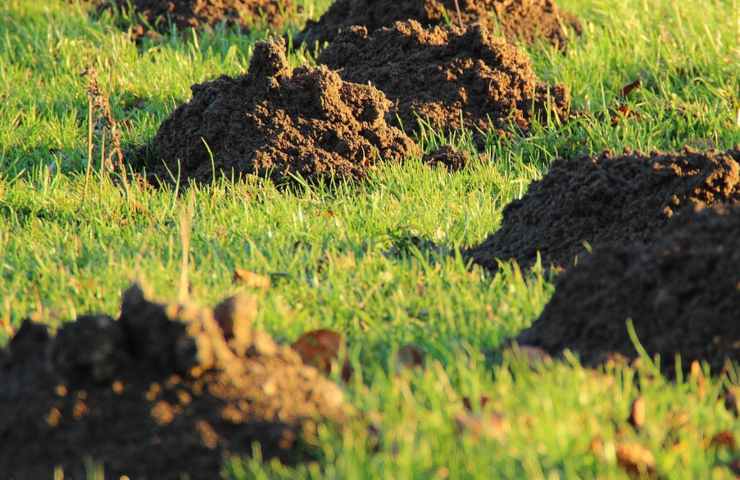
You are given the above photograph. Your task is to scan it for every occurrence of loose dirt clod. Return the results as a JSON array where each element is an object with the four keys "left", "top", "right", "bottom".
[
  {"left": 467, "top": 147, "right": 740, "bottom": 271},
  {"left": 422, "top": 145, "right": 470, "bottom": 171},
  {"left": 516, "top": 205, "right": 740, "bottom": 373},
  {"left": 144, "top": 38, "right": 418, "bottom": 185},
  {"left": 94, "top": 0, "right": 291, "bottom": 38},
  {"left": 296, "top": 0, "right": 581, "bottom": 50},
  {"left": 0, "top": 284, "right": 349, "bottom": 479},
  {"left": 318, "top": 21, "right": 570, "bottom": 135}
]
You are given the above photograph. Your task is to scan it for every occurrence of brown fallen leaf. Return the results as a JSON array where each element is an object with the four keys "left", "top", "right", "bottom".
[
  {"left": 709, "top": 431, "right": 736, "bottom": 451},
  {"left": 233, "top": 268, "right": 271, "bottom": 289},
  {"left": 629, "top": 396, "right": 646, "bottom": 430},
  {"left": 616, "top": 442, "right": 656, "bottom": 478},
  {"left": 620, "top": 78, "right": 642, "bottom": 97},
  {"left": 611, "top": 104, "right": 640, "bottom": 126},
  {"left": 396, "top": 344, "right": 425, "bottom": 370},
  {"left": 455, "top": 411, "right": 508, "bottom": 441},
  {"left": 291, "top": 329, "right": 343, "bottom": 375}
]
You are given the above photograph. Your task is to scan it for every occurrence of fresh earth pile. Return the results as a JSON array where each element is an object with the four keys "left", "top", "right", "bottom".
[
  {"left": 318, "top": 20, "right": 570, "bottom": 134},
  {"left": 516, "top": 205, "right": 740, "bottom": 372},
  {"left": 0, "top": 285, "right": 348, "bottom": 478},
  {"left": 296, "top": 0, "right": 581, "bottom": 50},
  {"left": 467, "top": 147, "right": 740, "bottom": 271},
  {"left": 144, "top": 39, "right": 418, "bottom": 185},
  {"left": 94, "top": 0, "right": 290, "bottom": 38}
]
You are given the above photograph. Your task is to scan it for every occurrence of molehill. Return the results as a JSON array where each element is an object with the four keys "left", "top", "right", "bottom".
[
  {"left": 143, "top": 39, "right": 419, "bottom": 185},
  {"left": 318, "top": 20, "right": 570, "bottom": 135},
  {"left": 467, "top": 147, "right": 740, "bottom": 271},
  {"left": 0, "top": 285, "right": 349, "bottom": 479}
]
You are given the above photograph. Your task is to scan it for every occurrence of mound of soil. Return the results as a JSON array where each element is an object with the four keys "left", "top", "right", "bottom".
[
  {"left": 422, "top": 145, "right": 470, "bottom": 171},
  {"left": 296, "top": 0, "right": 581, "bottom": 50},
  {"left": 467, "top": 147, "right": 740, "bottom": 271},
  {"left": 317, "top": 21, "right": 570, "bottom": 135},
  {"left": 0, "top": 285, "right": 349, "bottom": 479},
  {"left": 517, "top": 205, "right": 740, "bottom": 372},
  {"left": 144, "top": 38, "right": 418, "bottom": 185},
  {"left": 94, "top": 0, "right": 290, "bottom": 38}
]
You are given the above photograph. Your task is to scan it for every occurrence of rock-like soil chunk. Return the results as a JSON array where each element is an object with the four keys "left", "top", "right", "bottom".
[
  {"left": 318, "top": 21, "right": 570, "bottom": 135},
  {"left": 144, "top": 38, "right": 418, "bottom": 185},
  {"left": 467, "top": 147, "right": 740, "bottom": 271},
  {"left": 516, "top": 205, "right": 740, "bottom": 373},
  {"left": 297, "top": 0, "right": 581, "bottom": 50},
  {"left": 0, "top": 285, "right": 349, "bottom": 478}
]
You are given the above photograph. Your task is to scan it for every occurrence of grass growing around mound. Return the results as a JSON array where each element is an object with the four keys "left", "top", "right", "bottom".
[{"left": 0, "top": 0, "right": 738, "bottom": 478}]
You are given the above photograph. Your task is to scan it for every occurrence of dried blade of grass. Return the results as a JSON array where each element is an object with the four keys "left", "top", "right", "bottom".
[{"left": 453, "top": 0, "right": 464, "bottom": 29}]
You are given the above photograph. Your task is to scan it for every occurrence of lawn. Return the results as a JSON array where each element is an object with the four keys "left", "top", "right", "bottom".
[{"left": 0, "top": 0, "right": 738, "bottom": 478}]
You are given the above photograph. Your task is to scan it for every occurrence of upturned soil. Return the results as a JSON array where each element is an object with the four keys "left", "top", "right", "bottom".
[
  {"left": 144, "top": 39, "right": 419, "bottom": 185},
  {"left": 318, "top": 21, "right": 570, "bottom": 135},
  {"left": 422, "top": 145, "right": 470, "bottom": 171},
  {"left": 0, "top": 285, "right": 348, "bottom": 479},
  {"left": 517, "top": 205, "right": 740, "bottom": 372},
  {"left": 94, "top": 0, "right": 290, "bottom": 38},
  {"left": 467, "top": 148, "right": 740, "bottom": 271},
  {"left": 296, "top": 0, "right": 581, "bottom": 50}
]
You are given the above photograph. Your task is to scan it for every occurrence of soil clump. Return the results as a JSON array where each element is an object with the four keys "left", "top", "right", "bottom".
[
  {"left": 422, "top": 145, "right": 470, "bottom": 171},
  {"left": 144, "top": 38, "right": 418, "bottom": 185},
  {"left": 317, "top": 21, "right": 570, "bottom": 135},
  {"left": 93, "top": 0, "right": 291, "bottom": 39},
  {"left": 516, "top": 205, "right": 740, "bottom": 372},
  {"left": 0, "top": 285, "right": 349, "bottom": 479},
  {"left": 296, "top": 0, "right": 581, "bottom": 50},
  {"left": 467, "top": 147, "right": 740, "bottom": 271}
]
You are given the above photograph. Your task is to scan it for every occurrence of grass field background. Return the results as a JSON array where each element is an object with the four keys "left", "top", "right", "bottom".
[{"left": 0, "top": 0, "right": 738, "bottom": 478}]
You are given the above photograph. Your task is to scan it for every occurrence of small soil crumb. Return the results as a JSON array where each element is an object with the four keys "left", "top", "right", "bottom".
[
  {"left": 318, "top": 21, "right": 570, "bottom": 134},
  {"left": 467, "top": 147, "right": 740, "bottom": 271},
  {"left": 423, "top": 145, "right": 470, "bottom": 171},
  {"left": 297, "top": 0, "right": 581, "bottom": 50},
  {"left": 144, "top": 38, "right": 418, "bottom": 185},
  {"left": 517, "top": 205, "right": 740, "bottom": 373},
  {"left": 94, "top": 0, "right": 291, "bottom": 38},
  {"left": 0, "top": 285, "right": 349, "bottom": 478}
]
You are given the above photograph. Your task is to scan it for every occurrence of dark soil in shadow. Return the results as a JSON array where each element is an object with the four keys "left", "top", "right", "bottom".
[
  {"left": 467, "top": 147, "right": 740, "bottom": 271},
  {"left": 296, "top": 0, "right": 581, "bottom": 50},
  {"left": 0, "top": 285, "right": 349, "bottom": 479},
  {"left": 142, "top": 38, "right": 419, "bottom": 186},
  {"left": 422, "top": 145, "right": 470, "bottom": 171},
  {"left": 318, "top": 21, "right": 570, "bottom": 135},
  {"left": 516, "top": 205, "right": 740, "bottom": 373},
  {"left": 92, "top": 0, "right": 291, "bottom": 39}
]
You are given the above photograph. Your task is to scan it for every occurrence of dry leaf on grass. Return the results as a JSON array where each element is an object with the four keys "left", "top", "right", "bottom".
[
  {"left": 455, "top": 411, "right": 509, "bottom": 441},
  {"left": 233, "top": 268, "right": 271, "bottom": 289},
  {"left": 616, "top": 442, "right": 656, "bottom": 478},
  {"left": 629, "top": 396, "right": 646, "bottom": 429},
  {"left": 291, "top": 329, "right": 352, "bottom": 380},
  {"left": 620, "top": 79, "right": 642, "bottom": 97}
]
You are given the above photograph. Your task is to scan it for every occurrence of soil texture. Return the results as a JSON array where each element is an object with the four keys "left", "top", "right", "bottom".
[
  {"left": 94, "top": 0, "right": 290, "bottom": 38},
  {"left": 318, "top": 21, "right": 570, "bottom": 135},
  {"left": 144, "top": 38, "right": 418, "bottom": 185},
  {"left": 0, "top": 285, "right": 349, "bottom": 479},
  {"left": 422, "top": 145, "right": 470, "bottom": 171},
  {"left": 296, "top": 0, "right": 581, "bottom": 50},
  {"left": 467, "top": 147, "right": 740, "bottom": 271},
  {"left": 517, "top": 205, "right": 740, "bottom": 372}
]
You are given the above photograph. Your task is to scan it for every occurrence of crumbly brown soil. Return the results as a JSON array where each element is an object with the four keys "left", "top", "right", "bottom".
[
  {"left": 467, "top": 147, "right": 740, "bottom": 271},
  {"left": 317, "top": 21, "right": 570, "bottom": 135},
  {"left": 144, "top": 38, "right": 418, "bottom": 185},
  {"left": 94, "top": 0, "right": 290, "bottom": 38},
  {"left": 422, "top": 145, "right": 470, "bottom": 171},
  {"left": 0, "top": 285, "right": 349, "bottom": 479},
  {"left": 296, "top": 0, "right": 581, "bottom": 50},
  {"left": 517, "top": 205, "right": 740, "bottom": 372}
]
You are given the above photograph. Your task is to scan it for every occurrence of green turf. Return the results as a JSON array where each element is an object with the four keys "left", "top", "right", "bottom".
[{"left": 0, "top": 0, "right": 738, "bottom": 478}]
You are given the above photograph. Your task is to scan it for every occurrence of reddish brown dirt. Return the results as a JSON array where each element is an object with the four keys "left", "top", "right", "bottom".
[
  {"left": 0, "top": 286, "right": 349, "bottom": 479},
  {"left": 317, "top": 21, "right": 570, "bottom": 135},
  {"left": 144, "top": 38, "right": 418, "bottom": 185},
  {"left": 296, "top": 0, "right": 581, "bottom": 50},
  {"left": 467, "top": 147, "right": 740, "bottom": 271},
  {"left": 422, "top": 145, "right": 470, "bottom": 171},
  {"left": 94, "top": 0, "right": 291, "bottom": 38},
  {"left": 517, "top": 205, "right": 740, "bottom": 373}
]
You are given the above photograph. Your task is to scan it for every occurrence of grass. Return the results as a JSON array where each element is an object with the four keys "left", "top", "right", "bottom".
[{"left": 0, "top": 0, "right": 738, "bottom": 478}]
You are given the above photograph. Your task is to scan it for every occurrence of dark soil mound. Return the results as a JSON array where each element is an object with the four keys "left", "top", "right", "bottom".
[
  {"left": 144, "top": 39, "right": 418, "bottom": 185},
  {"left": 317, "top": 21, "right": 570, "bottom": 135},
  {"left": 296, "top": 0, "right": 581, "bottom": 50},
  {"left": 517, "top": 205, "right": 740, "bottom": 372},
  {"left": 467, "top": 147, "right": 740, "bottom": 271},
  {"left": 0, "top": 285, "right": 348, "bottom": 479},
  {"left": 422, "top": 145, "right": 470, "bottom": 171},
  {"left": 95, "top": 0, "right": 291, "bottom": 38}
]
